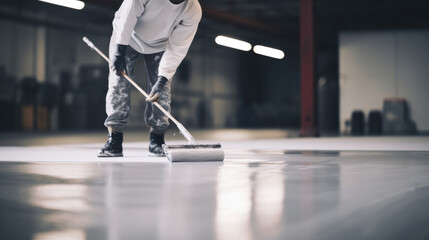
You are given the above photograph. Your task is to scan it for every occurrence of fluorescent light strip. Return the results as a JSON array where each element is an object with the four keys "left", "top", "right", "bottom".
[
  {"left": 253, "top": 45, "right": 285, "bottom": 59},
  {"left": 38, "top": 0, "right": 85, "bottom": 10},
  {"left": 215, "top": 35, "right": 252, "bottom": 52}
]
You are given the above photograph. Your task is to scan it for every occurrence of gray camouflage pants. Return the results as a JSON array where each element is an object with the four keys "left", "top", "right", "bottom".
[{"left": 104, "top": 38, "right": 171, "bottom": 133}]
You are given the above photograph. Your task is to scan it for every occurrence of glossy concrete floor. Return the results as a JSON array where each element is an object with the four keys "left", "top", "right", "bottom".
[{"left": 0, "top": 131, "right": 429, "bottom": 240}]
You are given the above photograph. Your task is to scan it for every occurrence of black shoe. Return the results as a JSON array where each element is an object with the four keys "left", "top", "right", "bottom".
[
  {"left": 149, "top": 132, "right": 165, "bottom": 157},
  {"left": 98, "top": 132, "right": 123, "bottom": 157}
]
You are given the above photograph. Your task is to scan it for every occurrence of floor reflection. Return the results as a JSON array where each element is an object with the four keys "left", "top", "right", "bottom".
[
  {"left": 215, "top": 158, "right": 340, "bottom": 240},
  {"left": 252, "top": 166, "right": 285, "bottom": 239},
  {"left": 29, "top": 184, "right": 90, "bottom": 212},
  {"left": 104, "top": 163, "right": 167, "bottom": 240},
  {"left": 17, "top": 163, "right": 96, "bottom": 180},
  {"left": 216, "top": 164, "right": 253, "bottom": 240},
  {"left": 33, "top": 229, "right": 85, "bottom": 240},
  {"left": 0, "top": 150, "right": 428, "bottom": 240},
  {"left": 283, "top": 161, "right": 341, "bottom": 224}
]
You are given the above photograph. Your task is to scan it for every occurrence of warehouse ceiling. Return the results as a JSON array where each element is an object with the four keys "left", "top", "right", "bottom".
[{"left": 2, "top": 0, "right": 429, "bottom": 48}]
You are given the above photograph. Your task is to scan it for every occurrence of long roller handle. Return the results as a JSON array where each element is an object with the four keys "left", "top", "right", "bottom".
[{"left": 82, "top": 37, "right": 195, "bottom": 143}]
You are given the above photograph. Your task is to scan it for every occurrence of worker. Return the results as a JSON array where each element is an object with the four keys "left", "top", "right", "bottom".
[{"left": 98, "top": 0, "right": 202, "bottom": 157}]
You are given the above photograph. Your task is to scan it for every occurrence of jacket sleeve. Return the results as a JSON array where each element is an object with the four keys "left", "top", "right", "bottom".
[
  {"left": 113, "top": 0, "right": 147, "bottom": 45},
  {"left": 158, "top": 4, "right": 202, "bottom": 80}
]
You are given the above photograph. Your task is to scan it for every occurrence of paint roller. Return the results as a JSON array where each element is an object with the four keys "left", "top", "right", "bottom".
[{"left": 82, "top": 37, "right": 224, "bottom": 162}]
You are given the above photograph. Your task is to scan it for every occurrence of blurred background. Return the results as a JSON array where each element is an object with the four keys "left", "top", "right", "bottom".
[{"left": 1, "top": 0, "right": 428, "bottom": 136}]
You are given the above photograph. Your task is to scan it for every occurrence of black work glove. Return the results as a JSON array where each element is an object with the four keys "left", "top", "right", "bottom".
[
  {"left": 146, "top": 76, "right": 168, "bottom": 102},
  {"left": 110, "top": 44, "right": 128, "bottom": 76}
]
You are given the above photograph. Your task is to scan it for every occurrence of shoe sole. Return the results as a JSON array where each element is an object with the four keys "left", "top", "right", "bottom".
[
  {"left": 97, "top": 152, "right": 123, "bottom": 157},
  {"left": 148, "top": 152, "right": 165, "bottom": 157}
]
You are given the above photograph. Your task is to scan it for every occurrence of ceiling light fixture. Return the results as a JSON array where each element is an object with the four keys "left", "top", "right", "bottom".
[
  {"left": 38, "top": 0, "right": 85, "bottom": 10},
  {"left": 253, "top": 45, "right": 285, "bottom": 59},
  {"left": 215, "top": 35, "right": 252, "bottom": 51}
]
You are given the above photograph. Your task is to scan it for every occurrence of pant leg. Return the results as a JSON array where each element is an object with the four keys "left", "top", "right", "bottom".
[
  {"left": 143, "top": 52, "right": 171, "bottom": 133},
  {"left": 104, "top": 33, "right": 140, "bottom": 132}
]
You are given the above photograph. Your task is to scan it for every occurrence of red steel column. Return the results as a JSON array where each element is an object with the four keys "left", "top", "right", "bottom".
[{"left": 300, "top": 0, "right": 318, "bottom": 137}]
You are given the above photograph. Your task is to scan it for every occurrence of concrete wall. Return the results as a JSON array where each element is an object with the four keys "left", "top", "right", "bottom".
[
  {"left": 0, "top": 21, "right": 37, "bottom": 81},
  {"left": 339, "top": 30, "right": 429, "bottom": 132}
]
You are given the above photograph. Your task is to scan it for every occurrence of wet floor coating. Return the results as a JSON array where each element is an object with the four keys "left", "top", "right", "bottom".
[{"left": 1, "top": 137, "right": 429, "bottom": 240}]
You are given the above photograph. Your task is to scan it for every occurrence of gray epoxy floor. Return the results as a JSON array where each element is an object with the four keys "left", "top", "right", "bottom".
[{"left": 0, "top": 133, "right": 429, "bottom": 240}]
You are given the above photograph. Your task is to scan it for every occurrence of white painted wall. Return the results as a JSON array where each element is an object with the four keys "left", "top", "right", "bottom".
[{"left": 339, "top": 30, "right": 429, "bottom": 132}]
